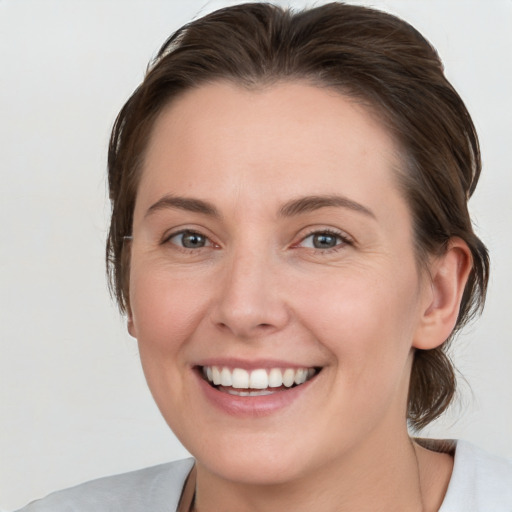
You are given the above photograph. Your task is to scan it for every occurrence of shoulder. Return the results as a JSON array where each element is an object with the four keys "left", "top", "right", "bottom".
[
  {"left": 15, "top": 458, "right": 195, "bottom": 512},
  {"left": 440, "top": 440, "right": 512, "bottom": 511}
]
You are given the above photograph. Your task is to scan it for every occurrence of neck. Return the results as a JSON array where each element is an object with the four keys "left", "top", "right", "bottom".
[{"left": 192, "top": 429, "right": 431, "bottom": 512}]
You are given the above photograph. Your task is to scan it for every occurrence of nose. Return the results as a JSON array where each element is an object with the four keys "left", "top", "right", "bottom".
[{"left": 210, "top": 249, "right": 291, "bottom": 339}]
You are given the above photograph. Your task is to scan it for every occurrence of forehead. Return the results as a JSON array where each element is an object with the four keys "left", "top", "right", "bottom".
[{"left": 136, "top": 80, "right": 404, "bottom": 217}]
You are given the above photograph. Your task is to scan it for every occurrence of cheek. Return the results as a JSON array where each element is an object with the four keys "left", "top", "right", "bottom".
[
  {"left": 129, "top": 266, "right": 211, "bottom": 424},
  {"left": 129, "top": 264, "right": 210, "bottom": 348},
  {"left": 294, "top": 263, "right": 421, "bottom": 377},
  {"left": 304, "top": 276, "right": 419, "bottom": 428}
]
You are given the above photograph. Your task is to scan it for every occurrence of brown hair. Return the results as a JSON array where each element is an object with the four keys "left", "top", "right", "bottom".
[{"left": 106, "top": 2, "right": 489, "bottom": 430}]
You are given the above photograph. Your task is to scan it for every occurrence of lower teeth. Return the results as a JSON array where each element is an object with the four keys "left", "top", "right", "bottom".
[{"left": 225, "top": 389, "right": 275, "bottom": 396}]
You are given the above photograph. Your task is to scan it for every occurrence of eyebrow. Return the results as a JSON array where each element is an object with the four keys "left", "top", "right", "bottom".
[
  {"left": 146, "top": 195, "right": 220, "bottom": 218},
  {"left": 279, "top": 195, "right": 375, "bottom": 219},
  {"left": 145, "top": 193, "right": 375, "bottom": 220}
]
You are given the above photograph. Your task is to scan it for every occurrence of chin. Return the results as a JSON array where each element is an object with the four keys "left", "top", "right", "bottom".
[
  {"left": 179, "top": 423, "right": 331, "bottom": 486},
  {"left": 197, "top": 448, "right": 314, "bottom": 486}
]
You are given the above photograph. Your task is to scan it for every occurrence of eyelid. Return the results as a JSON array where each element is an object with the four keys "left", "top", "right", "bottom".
[
  {"left": 162, "top": 227, "right": 218, "bottom": 248},
  {"left": 294, "top": 227, "right": 354, "bottom": 250}
]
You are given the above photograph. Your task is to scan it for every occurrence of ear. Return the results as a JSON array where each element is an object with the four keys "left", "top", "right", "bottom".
[
  {"left": 127, "top": 312, "right": 136, "bottom": 338},
  {"left": 413, "top": 238, "right": 472, "bottom": 350},
  {"left": 126, "top": 303, "right": 137, "bottom": 338}
]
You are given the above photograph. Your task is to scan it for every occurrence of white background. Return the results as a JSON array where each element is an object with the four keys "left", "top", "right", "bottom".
[{"left": 1, "top": 0, "right": 511, "bottom": 509}]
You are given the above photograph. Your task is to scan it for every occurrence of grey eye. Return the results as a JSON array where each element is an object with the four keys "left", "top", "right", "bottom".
[
  {"left": 169, "top": 230, "right": 209, "bottom": 249},
  {"left": 300, "top": 232, "right": 343, "bottom": 249},
  {"left": 311, "top": 233, "right": 339, "bottom": 249}
]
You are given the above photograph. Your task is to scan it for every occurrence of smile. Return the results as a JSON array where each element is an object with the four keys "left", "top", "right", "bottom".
[{"left": 201, "top": 366, "right": 319, "bottom": 396}]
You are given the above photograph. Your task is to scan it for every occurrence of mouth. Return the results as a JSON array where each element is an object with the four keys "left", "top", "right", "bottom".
[{"left": 199, "top": 365, "right": 321, "bottom": 396}]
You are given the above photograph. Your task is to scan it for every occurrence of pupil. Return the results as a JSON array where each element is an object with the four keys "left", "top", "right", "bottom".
[
  {"left": 313, "top": 233, "right": 337, "bottom": 248},
  {"left": 182, "top": 232, "right": 205, "bottom": 248}
]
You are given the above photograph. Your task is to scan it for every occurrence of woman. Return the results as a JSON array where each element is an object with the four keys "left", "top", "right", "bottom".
[{"left": 17, "top": 2, "right": 512, "bottom": 511}]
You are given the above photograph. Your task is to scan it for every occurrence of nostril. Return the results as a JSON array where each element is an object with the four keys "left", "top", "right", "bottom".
[{"left": 210, "top": 294, "right": 291, "bottom": 337}]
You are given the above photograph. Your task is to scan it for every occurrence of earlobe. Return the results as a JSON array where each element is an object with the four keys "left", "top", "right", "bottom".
[
  {"left": 127, "top": 309, "right": 136, "bottom": 338},
  {"left": 413, "top": 238, "right": 472, "bottom": 350}
]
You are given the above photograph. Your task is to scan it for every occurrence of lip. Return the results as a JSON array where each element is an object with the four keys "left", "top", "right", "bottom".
[
  {"left": 195, "top": 357, "right": 315, "bottom": 371},
  {"left": 193, "top": 363, "right": 320, "bottom": 417}
]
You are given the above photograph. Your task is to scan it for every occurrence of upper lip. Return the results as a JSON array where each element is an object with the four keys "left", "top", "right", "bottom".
[{"left": 194, "top": 358, "right": 321, "bottom": 371}]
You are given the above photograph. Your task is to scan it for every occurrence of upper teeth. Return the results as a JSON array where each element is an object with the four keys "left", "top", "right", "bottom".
[{"left": 203, "top": 366, "right": 316, "bottom": 389}]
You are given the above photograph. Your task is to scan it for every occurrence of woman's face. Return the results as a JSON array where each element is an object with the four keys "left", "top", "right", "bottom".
[{"left": 128, "top": 81, "right": 433, "bottom": 484}]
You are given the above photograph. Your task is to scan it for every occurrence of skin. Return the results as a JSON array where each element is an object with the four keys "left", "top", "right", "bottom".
[{"left": 127, "top": 81, "right": 471, "bottom": 511}]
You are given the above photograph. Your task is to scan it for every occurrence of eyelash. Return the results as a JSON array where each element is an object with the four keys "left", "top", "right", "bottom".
[
  {"left": 295, "top": 228, "right": 352, "bottom": 253},
  {"left": 162, "top": 229, "right": 216, "bottom": 253},
  {"left": 162, "top": 228, "right": 352, "bottom": 253}
]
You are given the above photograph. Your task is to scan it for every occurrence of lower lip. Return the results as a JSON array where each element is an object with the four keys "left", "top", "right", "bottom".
[{"left": 194, "top": 369, "right": 317, "bottom": 417}]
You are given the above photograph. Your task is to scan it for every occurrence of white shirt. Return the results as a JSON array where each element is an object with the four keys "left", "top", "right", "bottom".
[
  {"left": 439, "top": 440, "right": 512, "bottom": 511},
  {"left": 15, "top": 440, "right": 512, "bottom": 511}
]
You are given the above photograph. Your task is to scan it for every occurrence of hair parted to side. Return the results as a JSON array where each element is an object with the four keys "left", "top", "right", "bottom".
[{"left": 106, "top": 2, "right": 489, "bottom": 430}]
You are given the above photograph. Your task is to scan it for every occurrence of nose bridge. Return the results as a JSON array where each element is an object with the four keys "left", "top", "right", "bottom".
[{"left": 212, "top": 242, "right": 289, "bottom": 338}]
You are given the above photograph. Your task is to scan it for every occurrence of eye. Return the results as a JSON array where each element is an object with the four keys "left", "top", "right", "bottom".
[
  {"left": 166, "top": 230, "right": 212, "bottom": 249},
  {"left": 298, "top": 230, "right": 349, "bottom": 250}
]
